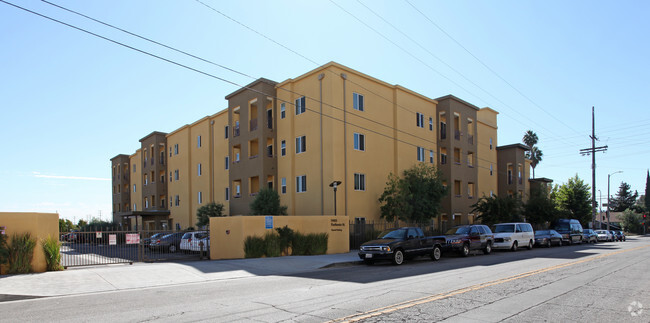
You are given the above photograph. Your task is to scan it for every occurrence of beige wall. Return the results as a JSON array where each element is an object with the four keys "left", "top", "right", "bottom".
[
  {"left": 130, "top": 149, "right": 142, "bottom": 212},
  {"left": 0, "top": 212, "right": 59, "bottom": 273},
  {"left": 477, "top": 108, "right": 498, "bottom": 199},
  {"left": 210, "top": 215, "right": 349, "bottom": 259},
  {"left": 211, "top": 110, "right": 230, "bottom": 213},
  {"left": 167, "top": 125, "right": 192, "bottom": 229}
]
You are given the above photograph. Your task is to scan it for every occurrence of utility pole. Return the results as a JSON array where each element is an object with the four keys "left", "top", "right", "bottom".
[{"left": 580, "top": 107, "right": 607, "bottom": 229}]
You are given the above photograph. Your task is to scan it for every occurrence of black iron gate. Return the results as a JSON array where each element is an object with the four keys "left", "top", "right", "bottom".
[{"left": 60, "top": 229, "right": 210, "bottom": 268}]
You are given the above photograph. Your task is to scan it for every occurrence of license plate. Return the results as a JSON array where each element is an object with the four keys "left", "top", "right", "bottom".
[{"left": 365, "top": 253, "right": 373, "bottom": 258}]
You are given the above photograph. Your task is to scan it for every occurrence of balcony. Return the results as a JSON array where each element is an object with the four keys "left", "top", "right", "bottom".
[
  {"left": 250, "top": 118, "right": 258, "bottom": 131},
  {"left": 267, "top": 116, "right": 273, "bottom": 129},
  {"left": 468, "top": 135, "right": 474, "bottom": 145},
  {"left": 160, "top": 156, "right": 164, "bottom": 165},
  {"left": 440, "top": 130, "right": 446, "bottom": 140},
  {"left": 234, "top": 126, "right": 240, "bottom": 137},
  {"left": 454, "top": 130, "right": 461, "bottom": 140}
]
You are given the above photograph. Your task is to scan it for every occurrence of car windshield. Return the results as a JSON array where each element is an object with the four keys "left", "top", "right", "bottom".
[
  {"left": 182, "top": 233, "right": 192, "bottom": 239},
  {"left": 494, "top": 224, "right": 515, "bottom": 233},
  {"left": 378, "top": 229, "right": 407, "bottom": 239},
  {"left": 446, "top": 227, "right": 470, "bottom": 235},
  {"left": 535, "top": 230, "right": 550, "bottom": 235},
  {"left": 554, "top": 223, "right": 570, "bottom": 231}
]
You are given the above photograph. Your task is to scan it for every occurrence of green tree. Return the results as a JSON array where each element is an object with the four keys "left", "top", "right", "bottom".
[
  {"left": 77, "top": 219, "right": 88, "bottom": 228},
  {"left": 472, "top": 194, "right": 522, "bottom": 226},
  {"left": 610, "top": 182, "right": 638, "bottom": 212},
  {"left": 523, "top": 130, "right": 543, "bottom": 178},
  {"left": 250, "top": 188, "right": 288, "bottom": 215},
  {"left": 524, "top": 185, "right": 558, "bottom": 227},
  {"left": 378, "top": 163, "right": 447, "bottom": 222},
  {"left": 645, "top": 170, "right": 649, "bottom": 210},
  {"left": 621, "top": 209, "right": 643, "bottom": 233},
  {"left": 196, "top": 202, "right": 226, "bottom": 228},
  {"left": 58, "top": 219, "right": 76, "bottom": 232},
  {"left": 555, "top": 175, "right": 592, "bottom": 226}
]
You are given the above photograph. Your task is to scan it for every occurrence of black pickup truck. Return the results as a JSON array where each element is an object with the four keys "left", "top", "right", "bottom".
[{"left": 358, "top": 227, "right": 446, "bottom": 265}]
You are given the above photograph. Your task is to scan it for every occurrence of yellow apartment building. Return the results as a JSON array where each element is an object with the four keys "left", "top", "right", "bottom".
[{"left": 477, "top": 107, "right": 499, "bottom": 199}]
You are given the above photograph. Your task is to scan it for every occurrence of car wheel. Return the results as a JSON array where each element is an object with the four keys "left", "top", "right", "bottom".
[
  {"left": 527, "top": 240, "right": 533, "bottom": 250},
  {"left": 511, "top": 241, "right": 518, "bottom": 252},
  {"left": 546, "top": 240, "right": 552, "bottom": 248},
  {"left": 363, "top": 259, "right": 374, "bottom": 265},
  {"left": 483, "top": 242, "right": 492, "bottom": 255},
  {"left": 392, "top": 249, "right": 404, "bottom": 265},
  {"left": 169, "top": 245, "right": 177, "bottom": 253},
  {"left": 461, "top": 243, "right": 470, "bottom": 257},
  {"left": 431, "top": 245, "right": 442, "bottom": 261}
]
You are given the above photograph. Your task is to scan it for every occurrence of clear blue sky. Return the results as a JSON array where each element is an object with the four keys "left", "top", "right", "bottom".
[{"left": 1, "top": 0, "right": 648, "bottom": 222}]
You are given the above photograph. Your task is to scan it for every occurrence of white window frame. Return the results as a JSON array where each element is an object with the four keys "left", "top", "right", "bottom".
[
  {"left": 353, "top": 92, "right": 364, "bottom": 111},
  {"left": 296, "top": 136, "right": 306, "bottom": 154},
  {"left": 429, "top": 150, "right": 434, "bottom": 164},
  {"left": 296, "top": 175, "right": 306, "bottom": 193},
  {"left": 417, "top": 147, "right": 425, "bottom": 162},
  {"left": 416, "top": 112, "right": 424, "bottom": 128},
  {"left": 429, "top": 117, "right": 433, "bottom": 131},
  {"left": 174, "top": 169, "right": 179, "bottom": 181},
  {"left": 281, "top": 177, "right": 287, "bottom": 194},
  {"left": 225, "top": 156, "right": 229, "bottom": 170},
  {"left": 133, "top": 184, "right": 136, "bottom": 193},
  {"left": 354, "top": 173, "right": 366, "bottom": 191},
  {"left": 353, "top": 133, "right": 365, "bottom": 151},
  {"left": 295, "top": 96, "right": 306, "bottom": 115},
  {"left": 281, "top": 140, "right": 286, "bottom": 156},
  {"left": 225, "top": 126, "right": 229, "bottom": 139},
  {"left": 281, "top": 103, "right": 286, "bottom": 119}
]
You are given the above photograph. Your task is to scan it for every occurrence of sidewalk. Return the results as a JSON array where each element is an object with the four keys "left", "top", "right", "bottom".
[{"left": 0, "top": 251, "right": 361, "bottom": 299}]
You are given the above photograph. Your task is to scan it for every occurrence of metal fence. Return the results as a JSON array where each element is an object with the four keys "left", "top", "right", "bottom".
[
  {"left": 349, "top": 220, "right": 446, "bottom": 250},
  {"left": 60, "top": 229, "right": 210, "bottom": 268}
]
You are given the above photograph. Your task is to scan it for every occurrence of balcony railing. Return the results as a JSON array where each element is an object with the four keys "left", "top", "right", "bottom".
[
  {"left": 250, "top": 118, "right": 258, "bottom": 131},
  {"left": 234, "top": 126, "right": 240, "bottom": 137},
  {"left": 468, "top": 135, "right": 474, "bottom": 145},
  {"left": 454, "top": 130, "right": 461, "bottom": 140},
  {"left": 440, "top": 130, "right": 446, "bottom": 140}
]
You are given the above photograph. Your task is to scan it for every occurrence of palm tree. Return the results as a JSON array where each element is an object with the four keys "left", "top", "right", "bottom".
[
  {"left": 523, "top": 130, "right": 538, "bottom": 159},
  {"left": 529, "top": 146, "right": 543, "bottom": 178}
]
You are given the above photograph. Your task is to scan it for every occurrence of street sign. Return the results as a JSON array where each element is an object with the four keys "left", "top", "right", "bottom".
[
  {"left": 109, "top": 234, "right": 117, "bottom": 245},
  {"left": 126, "top": 233, "right": 140, "bottom": 244}
]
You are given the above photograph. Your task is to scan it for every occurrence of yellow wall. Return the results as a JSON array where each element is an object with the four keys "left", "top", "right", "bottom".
[
  {"left": 0, "top": 212, "right": 59, "bottom": 273},
  {"left": 130, "top": 149, "right": 142, "bottom": 212},
  {"left": 477, "top": 108, "right": 498, "bottom": 199},
  {"left": 189, "top": 117, "right": 211, "bottom": 225},
  {"left": 167, "top": 125, "right": 192, "bottom": 229},
  {"left": 210, "top": 110, "right": 230, "bottom": 213},
  {"left": 209, "top": 215, "right": 349, "bottom": 259},
  {"left": 276, "top": 62, "right": 438, "bottom": 221}
]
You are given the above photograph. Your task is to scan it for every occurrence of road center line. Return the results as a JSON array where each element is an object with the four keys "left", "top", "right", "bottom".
[{"left": 328, "top": 244, "right": 650, "bottom": 323}]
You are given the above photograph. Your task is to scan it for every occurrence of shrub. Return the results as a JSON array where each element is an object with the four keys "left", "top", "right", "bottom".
[
  {"left": 244, "top": 236, "right": 265, "bottom": 258},
  {"left": 263, "top": 232, "right": 282, "bottom": 258},
  {"left": 42, "top": 236, "right": 63, "bottom": 271},
  {"left": 310, "top": 233, "right": 329, "bottom": 255},
  {"left": 0, "top": 233, "right": 8, "bottom": 274},
  {"left": 8, "top": 233, "right": 36, "bottom": 274},
  {"left": 291, "top": 232, "right": 328, "bottom": 255},
  {"left": 275, "top": 226, "right": 294, "bottom": 255}
]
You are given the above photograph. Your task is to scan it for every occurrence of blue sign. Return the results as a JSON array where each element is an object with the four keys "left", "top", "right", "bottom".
[{"left": 265, "top": 216, "right": 273, "bottom": 229}]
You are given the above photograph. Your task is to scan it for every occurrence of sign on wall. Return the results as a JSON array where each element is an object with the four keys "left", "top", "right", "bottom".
[
  {"left": 265, "top": 216, "right": 273, "bottom": 229},
  {"left": 126, "top": 233, "right": 140, "bottom": 244},
  {"left": 109, "top": 234, "right": 117, "bottom": 245}
]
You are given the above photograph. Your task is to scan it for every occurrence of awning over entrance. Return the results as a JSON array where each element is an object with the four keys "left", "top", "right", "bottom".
[{"left": 118, "top": 210, "right": 171, "bottom": 231}]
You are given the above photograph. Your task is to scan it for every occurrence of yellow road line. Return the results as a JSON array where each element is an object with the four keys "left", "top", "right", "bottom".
[{"left": 328, "top": 244, "right": 650, "bottom": 323}]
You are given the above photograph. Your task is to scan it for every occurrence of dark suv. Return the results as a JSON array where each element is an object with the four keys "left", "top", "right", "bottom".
[{"left": 443, "top": 225, "right": 494, "bottom": 257}]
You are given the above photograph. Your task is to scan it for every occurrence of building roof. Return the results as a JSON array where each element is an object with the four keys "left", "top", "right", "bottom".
[
  {"left": 434, "top": 94, "right": 481, "bottom": 111},
  {"left": 225, "top": 78, "right": 277, "bottom": 100},
  {"left": 529, "top": 177, "right": 554, "bottom": 183},
  {"left": 110, "top": 154, "right": 130, "bottom": 161},
  {"left": 139, "top": 131, "right": 168, "bottom": 143},
  {"left": 496, "top": 143, "right": 530, "bottom": 151}
]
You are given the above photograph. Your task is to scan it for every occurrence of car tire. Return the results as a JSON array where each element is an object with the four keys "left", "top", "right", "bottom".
[
  {"left": 461, "top": 243, "right": 470, "bottom": 257},
  {"left": 363, "top": 259, "right": 374, "bottom": 265},
  {"left": 169, "top": 245, "right": 177, "bottom": 253},
  {"left": 527, "top": 240, "right": 533, "bottom": 250},
  {"left": 431, "top": 245, "right": 442, "bottom": 261},
  {"left": 483, "top": 242, "right": 492, "bottom": 255},
  {"left": 392, "top": 249, "right": 404, "bottom": 265},
  {"left": 546, "top": 240, "right": 552, "bottom": 248},
  {"left": 511, "top": 241, "right": 518, "bottom": 252}
]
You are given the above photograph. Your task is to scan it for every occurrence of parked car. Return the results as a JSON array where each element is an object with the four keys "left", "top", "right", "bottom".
[
  {"left": 594, "top": 230, "right": 611, "bottom": 242},
  {"left": 359, "top": 227, "right": 446, "bottom": 265},
  {"left": 189, "top": 232, "right": 210, "bottom": 252},
  {"left": 492, "top": 223, "right": 534, "bottom": 251},
  {"left": 534, "top": 230, "right": 563, "bottom": 247},
  {"left": 615, "top": 231, "right": 626, "bottom": 241},
  {"left": 552, "top": 219, "right": 584, "bottom": 245},
  {"left": 142, "top": 232, "right": 167, "bottom": 248},
  {"left": 149, "top": 232, "right": 184, "bottom": 253},
  {"left": 582, "top": 229, "right": 598, "bottom": 244},
  {"left": 180, "top": 231, "right": 208, "bottom": 253},
  {"left": 443, "top": 225, "right": 494, "bottom": 257}
]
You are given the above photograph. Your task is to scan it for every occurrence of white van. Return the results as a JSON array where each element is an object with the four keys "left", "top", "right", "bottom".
[{"left": 492, "top": 223, "right": 534, "bottom": 251}]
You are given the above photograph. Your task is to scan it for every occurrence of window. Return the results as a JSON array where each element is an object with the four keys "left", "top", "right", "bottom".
[
  {"left": 133, "top": 164, "right": 136, "bottom": 173},
  {"left": 429, "top": 150, "right": 434, "bottom": 164},
  {"left": 489, "top": 138, "right": 493, "bottom": 150},
  {"left": 197, "top": 135, "right": 202, "bottom": 148},
  {"left": 198, "top": 191, "right": 203, "bottom": 204},
  {"left": 296, "top": 175, "right": 307, "bottom": 193},
  {"left": 467, "top": 152, "right": 474, "bottom": 167},
  {"left": 281, "top": 177, "right": 287, "bottom": 194},
  {"left": 454, "top": 180, "right": 462, "bottom": 196},
  {"left": 353, "top": 92, "right": 364, "bottom": 111},
  {"left": 174, "top": 169, "right": 179, "bottom": 181},
  {"left": 440, "top": 148, "right": 447, "bottom": 165},
  {"left": 133, "top": 203, "right": 136, "bottom": 211},
  {"left": 169, "top": 172, "right": 172, "bottom": 182},
  {"left": 144, "top": 174, "right": 148, "bottom": 186},
  {"left": 417, "top": 147, "right": 425, "bottom": 162},
  {"left": 280, "top": 103, "right": 286, "bottom": 119},
  {"left": 225, "top": 126, "right": 229, "bottom": 139},
  {"left": 416, "top": 112, "right": 424, "bottom": 128},
  {"left": 169, "top": 147, "right": 172, "bottom": 157},
  {"left": 225, "top": 156, "right": 229, "bottom": 170},
  {"left": 174, "top": 144, "right": 179, "bottom": 155},
  {"left": 296, "top": 136, "right": 306, "bottom": 154},
  {"left": 281, "top": 140, "right": 286, "bottom": 156},
  {"left": 468, "top": 182, "right": 475, "bottom": 198},
  {"left": 133, "top": 184, "right": 136, "bottom": 193},
  {"left": 454, "top": 148, "right": 461, "bottom": 164},
  {"left": 175, "top": 195, "right": 180, "bottom": 206},
  {"left": 490, "top": 164, "right": 493, "bottom": 176},
  {"left": 354, "top": 173, "right": 366, "bottom": 191},
  {"left": 429, "top": 117, "right": 433, "bottom": 131},
  {"left": 295, "top": 96, "right": 306, "bottom": 115},
  {"left": 198, "top": 163, "right": 202, "bottom": 176},
  {"left": 225, "top": 187, "right": 230, "bottom": 201},
  {"left": 353, "top": 133, "right": 365, "bottom": 151}
]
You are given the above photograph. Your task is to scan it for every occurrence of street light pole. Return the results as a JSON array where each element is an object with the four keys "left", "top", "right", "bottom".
[
  {"left": 329, "top": 181, "right": 342, "bottom": 216},
  {"left": 607, "top": 171, "right": 623, "bottom": 232}
]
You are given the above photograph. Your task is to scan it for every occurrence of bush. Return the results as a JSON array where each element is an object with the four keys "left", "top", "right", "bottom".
[
  {"left": 263, "top": 232, "right": 282, "bottom": 258},
  {"left": 244, "top": 236, "right": 265, "bottom": 258},
  {"left": 42, "top": 236, "right": 63, "bottom": 271},
  {"left": 275, "top": 226, "right": 294, "bottom": 255},
  {"left": 291, "top": 232, "right": 328, "bottom": 255},
  {"left": 8, "top": 233, "right": 36, "bottom": 274},
  {"left": 0, "top": 233, "right": 8, "bottom": 274}
]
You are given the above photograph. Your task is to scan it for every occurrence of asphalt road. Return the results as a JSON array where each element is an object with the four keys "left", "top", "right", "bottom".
[{"left": 4, "top": 237, "right": 650, "bottom": 322}]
